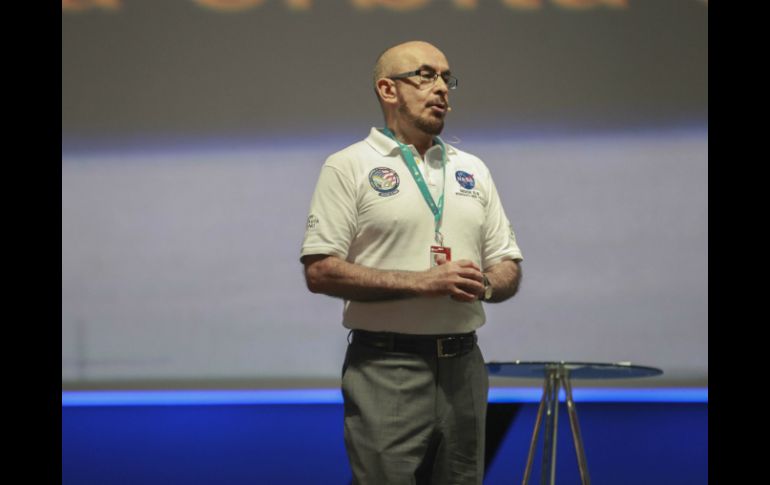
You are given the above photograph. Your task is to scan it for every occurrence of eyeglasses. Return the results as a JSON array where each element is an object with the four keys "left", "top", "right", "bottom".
[{"left": 388, "top": 68, "right": 458, "bottom": 90}]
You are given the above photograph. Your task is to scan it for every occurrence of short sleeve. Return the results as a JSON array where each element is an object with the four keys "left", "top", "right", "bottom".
[
  {"left": 300, "top": 163, "right": 359, "bottom": 262},
  {"left": 481, "top": 172, "right": 523, "bottom": 269}
]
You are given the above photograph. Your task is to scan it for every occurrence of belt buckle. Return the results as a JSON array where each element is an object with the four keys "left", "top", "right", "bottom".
[{"left": 437, "top": 337, "right": 458, "bottom": 358}]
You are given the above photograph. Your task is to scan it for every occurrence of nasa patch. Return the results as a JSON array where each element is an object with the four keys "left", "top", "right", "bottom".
[
  {"left": 369, "top": 167, "right": 400, "bottom": 197},
  {"left": 455, "top": 170, "right": 475, "bottom": 190}
]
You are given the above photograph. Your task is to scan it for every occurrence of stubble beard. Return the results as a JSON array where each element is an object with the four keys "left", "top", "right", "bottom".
[{"left": 399, "top": 103, "right": 444, "bottom": 136}]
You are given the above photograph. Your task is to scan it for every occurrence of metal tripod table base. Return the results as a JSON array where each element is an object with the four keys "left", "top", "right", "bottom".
[{"left": 486, "top": 361, "right": 663, "bottom": 485}]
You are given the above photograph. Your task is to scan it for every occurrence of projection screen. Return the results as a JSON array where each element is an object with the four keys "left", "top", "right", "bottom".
[{"left": 62, "top": 0, "right": 707, "bottom": 388}]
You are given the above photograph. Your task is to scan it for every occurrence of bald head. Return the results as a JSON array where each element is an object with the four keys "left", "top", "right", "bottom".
[
  {"left": 373, "top": 41, "right": 449, "bottom": 95},
  {"left": 372, "top": 41, "right": 452, "bottom": 141}
]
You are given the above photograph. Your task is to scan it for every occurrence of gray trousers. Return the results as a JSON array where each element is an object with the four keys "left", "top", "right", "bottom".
[{"left": 341, "top": 338, "right": 489, "bottom": 485}]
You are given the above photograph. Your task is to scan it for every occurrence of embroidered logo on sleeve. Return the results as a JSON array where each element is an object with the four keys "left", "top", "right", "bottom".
[
  {"left": 369, "top": 167, "right": 400, "bottom": 197},
  {"left": 306, "top": 214, "right": 319, "bottom": 229}
]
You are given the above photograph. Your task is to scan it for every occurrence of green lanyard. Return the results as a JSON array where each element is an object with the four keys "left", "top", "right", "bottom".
[{"left": 380, "top": 127, "right": 447, "bottom": 245}]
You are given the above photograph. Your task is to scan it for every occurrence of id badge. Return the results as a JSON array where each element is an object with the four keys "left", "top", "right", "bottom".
[{"left": 430, "top": 245, "right": 452, "bottom": 267}]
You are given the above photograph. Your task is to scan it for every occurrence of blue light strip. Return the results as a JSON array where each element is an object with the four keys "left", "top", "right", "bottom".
[
  {"left": 487, "top": 387, "right": 708, "bottom": 403},
  {"left": 61, "top": 389, "right": 343, "bottom": 407},
  {"left": 62, "top": 388, "right": 707, "bottom": 407}
]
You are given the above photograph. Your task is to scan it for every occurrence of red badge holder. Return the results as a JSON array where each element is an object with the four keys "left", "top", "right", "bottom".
[{"left": 430, "top": 245, "right": 452, "bottom": 267}]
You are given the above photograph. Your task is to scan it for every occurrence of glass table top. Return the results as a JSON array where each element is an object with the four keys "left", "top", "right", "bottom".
[{"left": 486, "top": 361, "right": 663, "bottom": 380}]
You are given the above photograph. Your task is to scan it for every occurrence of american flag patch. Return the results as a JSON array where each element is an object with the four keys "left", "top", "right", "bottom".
[{"left": 369, "top": 167, "right": 400, "bottom": 196}]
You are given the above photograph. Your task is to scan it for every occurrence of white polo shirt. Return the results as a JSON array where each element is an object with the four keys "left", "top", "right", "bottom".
[{"left": 301, "top": 127, "right": 523, "bottom": 335}]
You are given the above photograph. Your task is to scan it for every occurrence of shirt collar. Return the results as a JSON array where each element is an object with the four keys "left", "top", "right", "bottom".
[{"left": 365, "top": 127, "right": 457, "bottom": 157}]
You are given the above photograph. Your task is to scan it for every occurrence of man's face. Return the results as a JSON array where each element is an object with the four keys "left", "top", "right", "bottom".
[{"left": 392, "top": 46, "right": 451, "bottom": 136}]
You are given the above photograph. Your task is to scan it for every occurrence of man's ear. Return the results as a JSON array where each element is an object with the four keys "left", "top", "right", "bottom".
[{"left": 376, "top": 78, "right": 397, "bottom": 106}]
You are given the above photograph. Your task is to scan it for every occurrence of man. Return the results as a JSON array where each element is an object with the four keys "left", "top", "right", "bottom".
[{"left": 300, "top": 40, "right": 522, "bottom": 485}]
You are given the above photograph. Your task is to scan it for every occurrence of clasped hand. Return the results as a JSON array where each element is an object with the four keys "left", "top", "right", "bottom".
[{"left": 422, "top": 258, "right": 484, "bottom": 302}]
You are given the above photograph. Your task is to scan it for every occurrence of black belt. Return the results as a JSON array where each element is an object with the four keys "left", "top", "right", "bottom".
[{"left": 349, "top": 329, "right": 477, "bottom": 358}]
